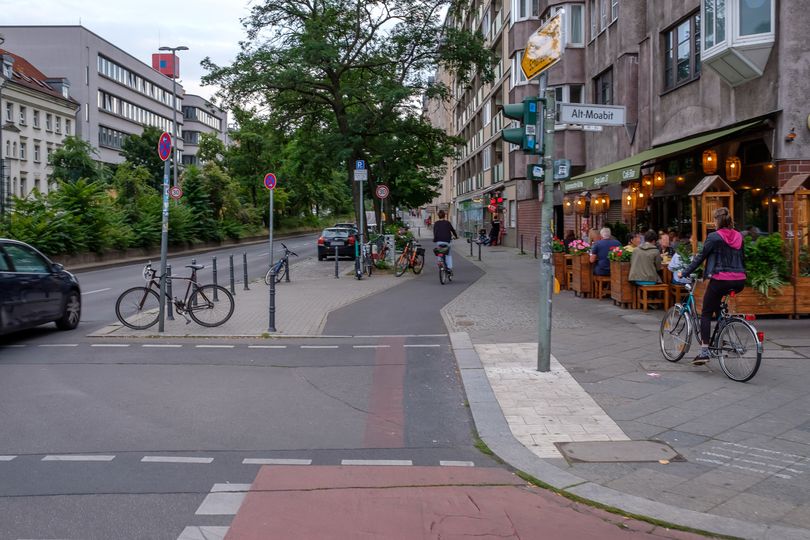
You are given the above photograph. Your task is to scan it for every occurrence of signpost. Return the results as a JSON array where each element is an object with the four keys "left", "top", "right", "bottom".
[
  {"left": 353, "top": 161, "right": 367, "bottom": 280},
  {"left": 375, "top": 184, "right": 390, "bottom": 199},
  {"left": 558, "top": 103, "right": 626, "bottom": 126},
  {"left": 264, "top": 172, "right": 277, "bottom": 332},
  {"left": 157, "top": 132, "right": 172, "bottom": 332},
  {"left": 169, "top": 186, "right": 183, "bottom": 200}
]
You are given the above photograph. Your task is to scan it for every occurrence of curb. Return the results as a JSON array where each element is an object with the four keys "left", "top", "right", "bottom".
[{"left": 447, "top": 331, "right": 810, "bottom": 540}]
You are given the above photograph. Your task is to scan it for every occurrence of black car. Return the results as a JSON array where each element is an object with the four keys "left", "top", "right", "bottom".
[
  {"left": 0, "top": 239, "right": 81, "bottom": 336},
  {"left": 317, "top": 228, "right": 356, "bottom": 260}
]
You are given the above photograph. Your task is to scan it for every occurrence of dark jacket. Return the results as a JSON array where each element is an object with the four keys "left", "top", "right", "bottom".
[
  {"left": 682, "top": 229, "right": 746, "bottom": 279},
  {"left": 433, "top": 220, "right": 458, "bottom": 243}
]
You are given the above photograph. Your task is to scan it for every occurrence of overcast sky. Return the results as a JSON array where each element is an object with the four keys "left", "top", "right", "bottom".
[{"left": 0, "top": 0, "right": 251, "bottom": 102}]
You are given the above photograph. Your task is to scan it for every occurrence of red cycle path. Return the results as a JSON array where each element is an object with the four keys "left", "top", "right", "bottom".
[{"left": 224, "top": 466, "right": 705, "bottom": 539}]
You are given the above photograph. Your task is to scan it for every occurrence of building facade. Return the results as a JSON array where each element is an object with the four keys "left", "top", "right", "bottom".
[
  {"left": 181, "top": 94, "right": 229, "bottom": 167},
  {"left": 0, "top": 50, "right": 80, "bottom": 207},
  {"left": 0, "top": 26, "right": 184, "bottom": 165}
]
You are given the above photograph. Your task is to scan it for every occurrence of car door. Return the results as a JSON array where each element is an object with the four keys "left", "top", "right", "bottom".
[
  {"left": 0, "top": 244, "right": 23, "bottom": 333},
  {"left": 3, "top": 243, "right": 64, "bottom": 325}
]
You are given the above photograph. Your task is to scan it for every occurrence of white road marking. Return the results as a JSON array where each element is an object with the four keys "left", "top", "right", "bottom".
[
  {"left": 696, "top": 457, "right": 792, "bottom": 479},
  {"left": 211, "top": 483, "right": 253, "bottom": 492},
  {"left": 195, "top": 345, "right": 235, "bottom": 349},
  {"left": 38, "top": 344, "right": 79, "bottom": 348},
  {"left": 300, "top": 345, "right": 339, "bottom": 349},
  {"left": 242, "top": 458, "right": 312, "bottom": 465},
  {"left": 0, "top": 456, "right": 17, "bottom": 461},
  {"left": 42, "top": 455, "right": 115, "bottom": 462},
  {"left": 91, "top": 344, "right": 131, "bottom": 348},
  {"left": 177, "top": 526, "right": 230, "bottom": 540},
  {"left": 354, "top": 334, "right": 448, "bottom": 338},
  {"left": 353, "top": 345, "right": 391, "bottom": 349},
  {"left": 341, "top": 459, "right": 413, "bottom": 466},
  {"left": 248, "top": 345, "right": 287, "bottom": 349},
  {"left": 82, "top": 288, "right": 111, "bottom": 295},
  {"left": 439, "top": 460, "right": 475, "bottom": 467},
  {"left": 403, "top": 344, "right": 441, "bottom": 348},
  {"left": 142, "top": 344, "right": 183, "bottom": 348},
  {"left": 195, "top": 485, "right": 250, "bottom": 515},
  {"left": 141, "top": 456, "right": 213, "bottom": 464}
]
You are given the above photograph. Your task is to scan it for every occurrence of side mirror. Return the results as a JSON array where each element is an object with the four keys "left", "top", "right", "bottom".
[{"left": 51, "top": 263, "right": 65, "bottom": 273}]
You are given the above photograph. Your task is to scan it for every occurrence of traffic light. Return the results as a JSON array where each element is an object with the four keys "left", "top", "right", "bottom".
[{"left": 500, "top": 98, "right": 542, "bottom": 154}]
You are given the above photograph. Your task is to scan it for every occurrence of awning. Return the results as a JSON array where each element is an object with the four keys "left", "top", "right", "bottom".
[
  {"left": 777, "top": 174, "right": 810, "bottom": 195},
  {"left": 564, "top": 120, "right": 763, "bottom": 193}
]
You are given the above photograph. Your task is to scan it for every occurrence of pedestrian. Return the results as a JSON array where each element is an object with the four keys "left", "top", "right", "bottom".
[
  {"left": 629, "top": 230, "right": 663, "bottom": 285},
  {"left": 589, "top": 227, "right": 621, "bottom": 277},
  {"left": 489, "top": 215, "right": 501, "bottom": 246}
]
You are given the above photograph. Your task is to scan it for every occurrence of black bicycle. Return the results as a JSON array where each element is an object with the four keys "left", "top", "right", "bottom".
[
  {"left": 116, "top": 262, "right": 234, "bottom": 329},
  {"left": 264, "top": 243, "right": 298, "bottom": 285}
]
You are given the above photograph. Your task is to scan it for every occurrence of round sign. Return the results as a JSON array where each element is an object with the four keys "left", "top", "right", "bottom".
[
  {"left": 157, "top": 132, "right": 172, "bottom": 162},
  {"left": 263, "top": 173, "right": 277, "bottom": 190},
  {"left": 488, "top": 204, "right": 498, "bottom": 213},
  {"left": 375, "top": 184, "right": 390, "bottom": 199},
  {"left": 169, "top": 186, "right": 183, "bottom": 200}
]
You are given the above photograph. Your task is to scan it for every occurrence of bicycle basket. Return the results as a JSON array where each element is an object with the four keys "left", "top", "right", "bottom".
[
  {"left": 433, "top": 245, "right": 449, "bottom": 255},
  {"left": 416, "top": 246, "right": 425, "bottom": 257}
]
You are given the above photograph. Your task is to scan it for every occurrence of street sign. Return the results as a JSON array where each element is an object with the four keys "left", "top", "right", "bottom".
[
  {"left": 375, "top": 184, "right": 390, "bottom": 199},
  {"left": 157, "top": 132, "right": 172, "bottom": 161},
  {"left": 354, "top": 169, "right": 368, "bottom": 182},
  {"left": 528, "top": 164, "right": 544, "bottom": 181},
  {"left": 559, "top": 103, "right": 626, "bottom": 126},
  {"left": 355, "top": 160, "right": 366, "bottom": 170},
  {"left": 521, "top": 13, "right": 563, "bottom": 80},
  {"left": 554, "top": 159, "right": 571, "bottom": 180},
  {"left": 169, "top": 186, "right": 183, "bottom": 200},
  {"left": 264, "top": 172, "right": 277, "bottom": 190}
]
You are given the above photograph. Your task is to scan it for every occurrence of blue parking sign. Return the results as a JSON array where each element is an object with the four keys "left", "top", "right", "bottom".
[{"left": 355, "top": 160, "right": 365, "bottom": 170}]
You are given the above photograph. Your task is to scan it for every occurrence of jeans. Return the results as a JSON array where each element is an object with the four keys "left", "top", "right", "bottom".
[
  {"left": 436, "top": 241, "right": 452, "bottom": 270},
  {"left": 700, "top": 278, "right": 746, "bottom": 344}
]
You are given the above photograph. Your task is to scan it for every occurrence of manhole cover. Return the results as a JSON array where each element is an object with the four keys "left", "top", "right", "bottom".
[{"left": 555, "top": 441, "right": 683, "bottom": 464}]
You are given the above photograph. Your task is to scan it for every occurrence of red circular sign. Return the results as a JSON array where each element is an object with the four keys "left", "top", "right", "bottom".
[
  {"left": 264, "top": 173, "right": 277, "bottom": 190},
  {"left": 169, "top": 186, "right": 183, "bottom": 200},
  {"left": 157, "top": 132, "right": 172, "bottom": 161},
  {"left": 488, "top": 204, "right": 497, "bottom": 213},
  {"left": 375, "top": 184, "right": 390, "bottom": 199}
]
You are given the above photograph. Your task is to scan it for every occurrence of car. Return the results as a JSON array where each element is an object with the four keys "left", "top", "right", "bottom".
[
  {"left": 0, "top": 238, "right": 82, "bottom": 336},
  {"left": 318, "top": 228, "right": 356, "bottom": 260},
  {"left": 333, "top": 222, "right": 357, "bottom": 231}
]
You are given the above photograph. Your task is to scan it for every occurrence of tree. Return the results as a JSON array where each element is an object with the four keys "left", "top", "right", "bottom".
[
  {"left": 197, "top": 132, "right": 226, "bottom": 166},
  {"left": 49, "top": 136, "right": 105, "bottom": 184},
  {"left": 120, "top": 126, "right": 170, "bottom": 190}
]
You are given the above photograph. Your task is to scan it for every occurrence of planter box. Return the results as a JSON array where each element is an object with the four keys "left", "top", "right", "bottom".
[
  {"left": 571, "top": 254, "right": 592, "bottom": 297},
  {"left": 694, "top": 281, "right": 795, "bottom": 316},
  {"left": 795, "top": 276, "right": 810, "bottom": 315},
  {"left": 610, "top": 260, "right": 635, "bottom": 307},
  {"left": 553, "top": 252, "right": 567, "bottom": 290}
]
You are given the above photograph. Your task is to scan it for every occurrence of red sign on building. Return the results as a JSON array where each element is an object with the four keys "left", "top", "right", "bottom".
[{"left": 152, "top": 53, "right": 180, "bottom": 78}]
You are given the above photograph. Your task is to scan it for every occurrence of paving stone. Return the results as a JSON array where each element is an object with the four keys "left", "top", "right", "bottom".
[
  {"left": 779, "top": 503, "right": 810, "bottom": 530},
  {"left": 654, "top": 430, "right": 711, "bottom": 448},
  {"left": 711, "top": 493, "right": 796, "bottom": 523},
  {"left": 605, "top": 468, "right": 688, "bottom": 500},
  {"left": 636, "top": 407, "right": 707, "bottom": 429}
]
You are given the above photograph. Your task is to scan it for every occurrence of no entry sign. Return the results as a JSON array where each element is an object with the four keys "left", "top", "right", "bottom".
[
  {"left": 264, "top": 173, "right": 277, "bottom": 190},
  {"left": 158, "top": 132, "right": 172, "bottom": 161},
  {"left": 375, "top": 184, "right": 390, "bottom": 199}
]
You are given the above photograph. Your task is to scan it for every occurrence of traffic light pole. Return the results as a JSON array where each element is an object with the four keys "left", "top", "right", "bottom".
[{"left": 537, "top": 89, "right": 555, "bottom": 373}]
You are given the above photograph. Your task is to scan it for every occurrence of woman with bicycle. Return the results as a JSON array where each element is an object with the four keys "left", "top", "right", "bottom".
[{"left": 679, "top": 207, "right": 746, "bottom": 365}]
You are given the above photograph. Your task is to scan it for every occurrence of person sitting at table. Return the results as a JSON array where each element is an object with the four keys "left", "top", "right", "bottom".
[
  {"left": 590, "top": 227, "right": 621, "bottom": 277},
  {"left": 624, "top": 232, "right": 642, "bottom": 252},
  {"left": 668, "top": 238, "right": 693, "bottom": 285},
  {"left": 629, "top": 230, "right": 663, "bottom": 285},
  {"left": 658, "top": 230, "right": 672, "bottom": 255}
]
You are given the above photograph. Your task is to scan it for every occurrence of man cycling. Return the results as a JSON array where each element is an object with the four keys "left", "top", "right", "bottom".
[{"left": 432, "top": 209, "right": 458, "bottom": 274}]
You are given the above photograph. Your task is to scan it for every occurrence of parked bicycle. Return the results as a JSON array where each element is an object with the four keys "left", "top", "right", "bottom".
[
  {"left": 116, "top": 262, "right": 234, "bottom": 329},
  {"left": 370, "top": 234, "right": 390, "bottom": 269},
  {"left": 659, "top": 278, "right": 763, "bottom": 382},
  {"left": 395, "top": 238, "right": 425, "bottom": 277},
  {"left": 434, "top": 244, "right": 453, "bottom": 284},
  {"left": 353, "top": 234, "right": 373, "bottom": 279},
  {"left": 264, "top": 243, "right": 298, "bottom": 285}
]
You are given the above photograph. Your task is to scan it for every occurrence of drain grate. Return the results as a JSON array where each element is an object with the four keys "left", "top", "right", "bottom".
[{"left": 555, "top": 440, "right": 683, "bottom": 464}]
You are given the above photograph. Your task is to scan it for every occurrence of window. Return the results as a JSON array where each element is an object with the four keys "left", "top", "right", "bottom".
[
  {"left": 34, "top": 144, "right": 41, "bottom": 163},
  {"left": 19, "top": 106, "right": 26, "bottom": 125},
  {"left": 66, "top": 119, "right": 72, "bottom": 135},
  {"left": 611, "top": 0, "right": 619, "bottom": 21},
  {"left": 483, "top": 145, "right": 492, "bottom": 171},
  {"left": 590, "top": 0, "right": 598, "bottom": 39},
  {"left": 55, "top": 117, "right": 62, "bottom": 134},
  {"left": 483, "top": 100, "right": 491, "bottom": 127},
  {"left": 568, "top": 4, "right": 584, "bottom": 46},
  {"left": 5, "top": 102, "right": 12, "bottom": 122},
  {"left": 703, "top": 0, "right": 725, "bottom": 49},
  {"left": 594, "top": 68, "right": 613, "bottom": 104},
  {"left": 19, "top": 176, "right": 26, "bottom": 198},
  {"left": 509, "top": 200, "right": 516, "bottom": 228},
  {"left": 45, "top": 113, "right": 53, "bottom": 131},
  {"left": 4, "top": 243, "right": 50, "bottom": 273},
  {"left": 512, "top": 0, "right": 540, "bottom": 22},
  {"left": 33, "top": 110, "right": 40, "bottom": 128},
  {"left": 99, "top": 126, "right": 128, "bottom": 149},
  {"left": 740, "top": 0, "right": 772, "bottom": 36},
  {"left": 664, "top": 13, "right": 701, "bottom": 90},
  {"left": 12, "top": 142, "right": 17, "bottom": 158},
  {"left": 20, "top": 142, "right": 26, "bottom": 160},
  {"left": 511, "top": 51, "right": 528, "bottom": 86},
  {"left": 4, "top": 141, "right": 8, "bottom": 157}
]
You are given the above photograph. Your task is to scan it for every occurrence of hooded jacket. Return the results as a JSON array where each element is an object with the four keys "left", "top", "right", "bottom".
[
  {"left": 628, "top": 242, "right": 662, "bottom": 283},
  {"left": 682, "top": 228, "right": 746, "bottom": 280}
]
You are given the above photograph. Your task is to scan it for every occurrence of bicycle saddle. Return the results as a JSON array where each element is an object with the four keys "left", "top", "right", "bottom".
[{"left": 186, "top": 264, "right": 205, "bottom": 270}]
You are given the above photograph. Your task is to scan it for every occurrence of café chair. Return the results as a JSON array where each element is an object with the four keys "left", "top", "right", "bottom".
[{"left": 636, "top": 283, "right": 670, "bottom": 312}]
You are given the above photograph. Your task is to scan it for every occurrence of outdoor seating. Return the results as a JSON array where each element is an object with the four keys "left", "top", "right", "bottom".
[
  {"left": 592, "top": 275, "right": 611, "bottom": 299},
  {"left": 670, "top": 282, "right": 687, "bottom": 305},
  {"left": 636, "top": 284, "right": 670, "bottom": 312}
]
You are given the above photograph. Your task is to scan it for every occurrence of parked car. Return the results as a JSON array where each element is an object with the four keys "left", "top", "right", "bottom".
[
  {"left": 0, "top": 239, "right": 81, "bottom": 336},
  {"left": 318, "top": 228, "right": 356, "bottom": 260}
]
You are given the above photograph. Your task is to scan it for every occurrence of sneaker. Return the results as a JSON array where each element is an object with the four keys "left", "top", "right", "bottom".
[{"left": 691, "top": 352, "right": 710, "bottom": 366}]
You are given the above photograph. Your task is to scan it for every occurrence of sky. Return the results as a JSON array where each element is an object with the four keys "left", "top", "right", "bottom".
[{"left": 0, "top": 0, "right": 252, "bottom": 102}]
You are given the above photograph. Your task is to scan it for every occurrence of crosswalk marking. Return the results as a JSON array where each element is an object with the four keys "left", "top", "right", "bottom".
[
  {"left": 341, "top": 459, "right": 413, "bottom": 466},
  {"left": 141, "top": 456, "right": 213, "bottom": 464},
  {"left": 177, "top": 526, "right": 229, "bottom": 540},
  {"left": 242, "top": 458, "right": 312, "bottom": 465},
  {"left": 42, "top": 455, "right": 115, "bottom": 462},
  {"left": 195, "top": 484, "right": 250, "bottom": 515}
]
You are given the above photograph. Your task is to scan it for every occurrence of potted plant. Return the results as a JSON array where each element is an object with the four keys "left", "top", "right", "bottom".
[
  {"left": 552, "top": 237, "right": 567, "bottom": 289},
  {"left": 568, "top": 239, "right": 592, "bottom": 297},
  {"left": 608, "top": 246, "right": 634, "bottom": 307}
]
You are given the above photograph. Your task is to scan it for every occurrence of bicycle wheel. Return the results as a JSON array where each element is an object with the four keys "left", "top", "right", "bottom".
[
  {"left": 412, "top": 253, "right": 425, "bottom": 274},
  {"left": 716, "top": 319, "right": 762, "bottom": 382},
  {"left": 116, "top": 287, "right": 160, "bottom": 330},
  {"left": 395, "top": 252, "right": 409, "bottom": 277},
  {"left": 275, "top": 264, "right": 286, "bottom": 284},
  {"left": 188, "top": 285, "right": 235, "bottom": 327},
  {"left": 659, "top": 305, "right": 692, "bottom": 362},
  {"left": 439, "top": 265, "right": 446, "bottom": 284},
  {"left": 364, "top": 253, "right": 373, "bottom": 276}
]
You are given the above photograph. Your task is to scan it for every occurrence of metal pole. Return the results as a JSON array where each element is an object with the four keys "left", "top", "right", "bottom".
[
  {"left": 190, "top": 258, "right": 198, "bottom": 307},
  {"left": 358, "top": 178, "right": 365, "bottom": 276},
  {"left": 534, "top": 236, "right": 538, "bottom": 259},
  {"left": 212, "top": 256, "right": 219, "bottom": 301},
  {"left": 537, "top": 88, "right": 556, "bottom": 373},
  {"left": 171, "top": 76, "right": 178, "bottom": 189},
  {"left": 166, "top": 264, "right": 174, "bottom": 320},
  {"left": 267, "top": 187, "right": 275, "bottom": 332},
  {"left": 229, "top": 255, "right": 235, "bottom": 294},
  {"left": 158, "top": 158, "right": 171, "bottom": 332},
  {"left": 334, "top": 246, "right": 339, "bottom": 278},
  {"left": 478, "top": 241, "right": 482, "bottom": 261},
  {"left": 268, "top": 272, "right": 276, "bottom": 332},
  {"left": 521, "top": 234, "right": 524, "bottom": 255},
  {"left": 243, "top": 252, "right": 249, "bottom": 290}
]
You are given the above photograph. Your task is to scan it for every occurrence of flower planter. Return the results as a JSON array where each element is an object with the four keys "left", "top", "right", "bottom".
[
  {"left": 571, "top": 254, "right": 592, "bottom": 297},
  {"left": 693, "top": 281, "right": 795, "bottom": 316},
  {"left": 553, "top": 252, "right": 567, "bottom": 290},
  {"left": 610, "top": 260, "right": 635, "bottom": 307},
  {"left": 795, "top": 276, "right": 810, "bottom": 315}
]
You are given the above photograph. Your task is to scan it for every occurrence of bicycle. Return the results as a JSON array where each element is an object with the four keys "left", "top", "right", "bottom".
[
  {"left": 264, "top": 243, "right": 298, "bottom": 285},
  {"left": 116, "top": 262, "right": 235, "bottom": 329},
  {"left": 394, "top": 238, "right": 425, "bottom": 277},
  {"left": 370, "top": 234, "right": 389, "bottom": 269},
  {"left": 353, "top": 234, "right": 373, "bottom": 279},
  {"left": 434, "top": 244, "right": 453, "bottom": 284},
  {"left": 659, "top": 278, "right": 763, "bottom": 382}
]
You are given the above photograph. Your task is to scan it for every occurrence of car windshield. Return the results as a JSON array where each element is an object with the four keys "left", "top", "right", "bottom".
[{"left": 323, "top": 229, "right": 350, "bottom": 238}]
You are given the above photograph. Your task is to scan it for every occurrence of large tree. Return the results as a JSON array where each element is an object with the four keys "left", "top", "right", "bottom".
[{"left": 203, "top": 0, "right": 493, "bottom": 223}]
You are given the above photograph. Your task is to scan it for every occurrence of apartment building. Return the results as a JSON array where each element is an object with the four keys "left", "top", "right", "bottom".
[
  {"left": 0, "top": 50, "right": 80, "bottom": 207},
  {"left": 181, "top": 94, "right": 229, "bottom": 167},
  {"left": 0, "top": 25, "right": 184, "bottom": 165}
]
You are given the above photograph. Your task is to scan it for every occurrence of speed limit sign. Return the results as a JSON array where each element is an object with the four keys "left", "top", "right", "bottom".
[
  {"left": 375, "top": 184, "right": 390, "bottom": 199},
  {"left": 169, "top": 186, "right": 183, "bottom": 200}
]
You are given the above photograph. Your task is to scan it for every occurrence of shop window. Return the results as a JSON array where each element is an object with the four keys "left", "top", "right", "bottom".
[
  {"left": 594, "top": 68, "right": 613, "bottom": 105},
  {"left": 663, "top": 12, "right": 701, "bottom": 90}
]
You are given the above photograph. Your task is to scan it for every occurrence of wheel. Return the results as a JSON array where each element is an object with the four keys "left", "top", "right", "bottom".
[
  {"left": 717, "top": 319, "right": 762, "bottom": 382},
  {"left": 365, "top": 256, "right": 373, "bottom": 276},
  {"left": 439, "top": 265, "right": 447, "bottom": 285},
  {"left": 412, "top": 254, "right": 425, "bottom": 274},
  {"left": 275, "top": 265, "right": 286, "bottom": 284},
  {"left": 447, "top": 268, "right": 453, "bottom": 282},
  {"left": 55, "top": 290, "right": 81, "bottom": 330},
  {"left": 116, "top": 287, "right": 160, "bottom": 330},
  {"left": 395, "top": 253, "right": 409, "bottom": 277},
  {"left": 188, "top": 285, "right": 235, "bottom": 327},
  {"left": 264, "top": 268, "right": 273, "bottom": 285},
  {"left": 659, "top": 305, "right": 692, "bottom": 362}
]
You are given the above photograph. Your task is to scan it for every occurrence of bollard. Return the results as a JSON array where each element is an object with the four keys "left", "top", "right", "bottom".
[
  {"left": 478, "top": 241, "right": 482, "bottom": 261},
  {"left": 212, "top": 256, "right": 219, "bottom": 301},
  {"left": 534, "top": 237, "right": 538, "bottom": 259},
  {"left": 418, "top": 227, "right": 421, "bottom": 238},
  {"left": 268, "top": 269, "right": 277, "bottom": 332},
  {"left": 243, "top": 252, "right": 249, "bottom": 291},
  {"left": 469, "top": 236, "right": 473, "bottom": 256},
  {"left": 334, "top": 245, "right": 340, "bottom": 278},
  {"left": 521, "top": 234, "right": 524, "bottom": 255},
  {"left": 166, "top": 264, "right": 174, "bottom": 320},
  {"left": 229, "top": 254, "right": 236, "bottom": 294}
]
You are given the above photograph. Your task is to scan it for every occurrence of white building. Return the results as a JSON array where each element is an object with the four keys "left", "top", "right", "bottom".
[{"left": 181, "top": 94, "right": 229, "bottom": 167}]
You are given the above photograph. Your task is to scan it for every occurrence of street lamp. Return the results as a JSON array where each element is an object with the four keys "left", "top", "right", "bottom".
[{"left": 158, "top": 45, "right": 188, "bottom": 189}]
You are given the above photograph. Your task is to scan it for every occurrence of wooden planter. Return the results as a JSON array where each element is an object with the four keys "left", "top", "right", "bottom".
[
  {"left": 795, "top": 276, "right": 810, "bottom": 315},
  {"left": 693, "top": 281, "right": 795, "bottom": 316},
  {"left": 553, "top": 252, "right": 567, "bottom": 290},
  {"left": 571, "top": 254, "right": 592, "bottom": 297},
  {"left": 610, "top": 260, "right": 635, "bottom": 307}
]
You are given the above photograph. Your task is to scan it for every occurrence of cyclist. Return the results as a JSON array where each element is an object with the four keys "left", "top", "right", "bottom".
[
  {"left": 678, "top": 207, "right": 746, "bottom": 365},
  {"left": 432, "top": 209, "right": 458, "bottom": 275}
]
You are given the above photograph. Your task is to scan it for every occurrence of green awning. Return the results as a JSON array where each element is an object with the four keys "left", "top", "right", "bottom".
[{"left": 563, "top": 121, "right": 762, "bottom": 193}]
